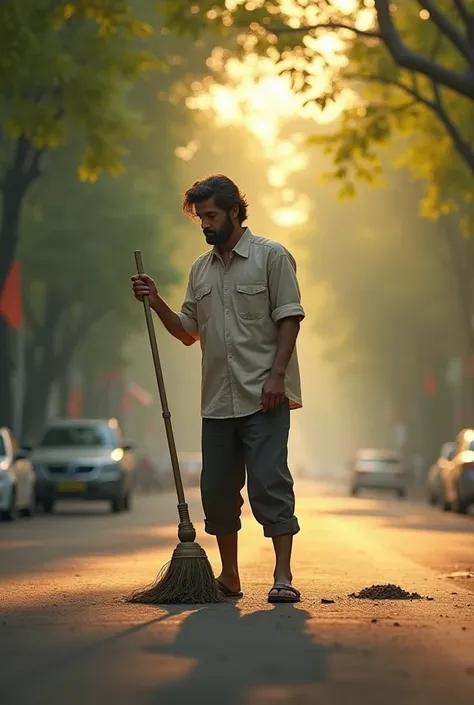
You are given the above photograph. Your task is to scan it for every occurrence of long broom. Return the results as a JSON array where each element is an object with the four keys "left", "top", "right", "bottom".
[{"left": 127, "top": 250, "right": 224, "bottom": 604}]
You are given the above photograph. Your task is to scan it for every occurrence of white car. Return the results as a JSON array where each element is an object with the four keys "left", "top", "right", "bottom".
[
  {"left": 0, "top": 427, "right": 36, "bottom": 521},
  {"left": 349, "top": 448, "right": 407, "bottom": 498}
]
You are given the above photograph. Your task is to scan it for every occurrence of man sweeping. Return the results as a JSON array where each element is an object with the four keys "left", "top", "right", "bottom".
[{"left": 131, "top": 174, "right": 305, "bottom": 603}]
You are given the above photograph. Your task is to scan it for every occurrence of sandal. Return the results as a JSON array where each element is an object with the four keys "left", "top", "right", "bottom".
[
  {"left": 268, "top": 583, "right": 301, "bottom": 603},
  {"left": 216, "top": 579, "right": 243, "bottom": 599}
]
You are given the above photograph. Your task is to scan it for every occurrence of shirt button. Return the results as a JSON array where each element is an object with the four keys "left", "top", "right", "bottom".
[
  {"left": 225, "top": 309, "right": 230, "bottom": 315},
  {"left": 225, "top": 286, "right": 228, "bottom": 292},
  {"left": 228, "top": 353, "right": 233, "bottom": 358}
]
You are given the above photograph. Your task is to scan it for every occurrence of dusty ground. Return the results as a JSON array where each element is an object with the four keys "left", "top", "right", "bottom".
[{"left": 1, "top": 480, "right": 473, "bottom": 705}]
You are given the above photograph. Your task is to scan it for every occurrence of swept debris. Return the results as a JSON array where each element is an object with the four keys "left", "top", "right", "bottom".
[{"left": 349, "top": 584, "right": 423, "bottom": 600}]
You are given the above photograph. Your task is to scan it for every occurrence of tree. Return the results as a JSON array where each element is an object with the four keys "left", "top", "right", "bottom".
[
  {"left": 0, "top": 0, "right": 159, "bottom": 290},
  {"left": 158, "top": 1, "right": 474, "bottom": 217},
  {"left": 18, "top": 145, "right": 178, "bottom": 436},
  {"left": 0, "top": 0, "right": 162, "bottom": 426}
]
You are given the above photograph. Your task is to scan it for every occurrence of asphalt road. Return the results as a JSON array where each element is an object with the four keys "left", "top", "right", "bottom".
[{"left": 1, "top": 480, "right": 473, "bottom": 705}]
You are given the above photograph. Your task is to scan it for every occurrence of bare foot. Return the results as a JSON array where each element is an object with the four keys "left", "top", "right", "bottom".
[{"left": 216, "top": 572, "right": 241, "bottom": 595}]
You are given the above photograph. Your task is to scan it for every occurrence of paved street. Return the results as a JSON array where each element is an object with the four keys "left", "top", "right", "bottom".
[{"left": 1, "top": 480, "right": 473, "bottom": 705}]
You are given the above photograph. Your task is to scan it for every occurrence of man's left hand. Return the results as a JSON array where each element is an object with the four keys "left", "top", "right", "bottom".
[{"left": 261, "top": 372, "right": 286, "bottom": 413}]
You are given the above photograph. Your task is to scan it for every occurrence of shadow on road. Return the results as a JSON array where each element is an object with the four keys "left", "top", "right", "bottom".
[{"left": 144, "top": 602, "right": 331, "bottom": 705}]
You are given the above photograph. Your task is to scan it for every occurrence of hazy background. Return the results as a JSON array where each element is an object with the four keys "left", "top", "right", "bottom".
[{"left": 1, "top": 0, "right": 473, "bottom": 485}]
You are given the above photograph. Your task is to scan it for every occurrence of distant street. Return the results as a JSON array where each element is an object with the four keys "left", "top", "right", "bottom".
[{"left": 1, "top": 480, "right": 473, "bottom": 705}]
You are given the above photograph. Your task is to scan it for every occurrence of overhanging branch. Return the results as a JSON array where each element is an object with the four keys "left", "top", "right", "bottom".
[
  {"left": 269, "top": 21, "right": 381, "bottom": 40},
  {"left": 345, "top": 72, "right": 474, "bottom": 176},
  {"left": 452, "top": 0, "right": 471, "bottom": 27},
  {"left": 416, "top": 0, "right": 473, "bottom": 63},
  {"left": 374, "top": 0, "right": 474, "bottom": 99},
  {"left": 431, "top": 81, "right": 474, "bottom": 174}
]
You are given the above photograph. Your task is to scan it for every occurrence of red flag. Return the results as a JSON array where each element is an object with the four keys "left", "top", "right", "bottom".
[
  {"left": 465, "top": 356, "right": 474, "bottom": 379},
  {"left": 120, "top": 391, "right": 131, "bottom": 414},
  {"left": 67, "top": 386, "right": 83, "bottom": 417},
  {"left": 128, "top": 383, "right": 153, "bottom": 407},
  {"left": 423, "top": 371, "right": 437, "bottom": 396},
  {"left": 0, "top": 261, "right": 23, "bottom": 329},
  {"left": 103, "top": 368, "right": 122, "bottom": 385}
]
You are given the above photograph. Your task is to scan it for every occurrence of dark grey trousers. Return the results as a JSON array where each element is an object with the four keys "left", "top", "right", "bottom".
[{"left": 201, "top": 402, "right": 300, "bottom": 538}]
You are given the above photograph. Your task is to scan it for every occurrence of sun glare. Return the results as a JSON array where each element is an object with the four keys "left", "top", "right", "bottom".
[{"left": 177, "top": 3, "right": 357, "bottom": 227}]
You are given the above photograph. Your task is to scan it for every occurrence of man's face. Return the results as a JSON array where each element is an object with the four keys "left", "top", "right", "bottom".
[{"left": 195, "top": 198, "right": 235, "bottom": 246}]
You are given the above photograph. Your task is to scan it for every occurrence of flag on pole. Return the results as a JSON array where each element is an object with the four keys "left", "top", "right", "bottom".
[
  {"left": 0, "top": 261, "right": 23, "bottom": 329},
  {"left": 128, "top": 383, "right": 153, "bottom": 407},
  {"left": 422, "top": 371, "right": 437, "bottom": 397}
]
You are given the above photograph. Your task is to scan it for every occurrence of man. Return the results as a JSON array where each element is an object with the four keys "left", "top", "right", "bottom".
[{"left": 131, "top": 174, "right": 305, "bottom": 603}]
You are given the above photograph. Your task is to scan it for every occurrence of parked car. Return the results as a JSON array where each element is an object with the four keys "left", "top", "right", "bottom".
[
  {"left": 349, "top": 448, "right": 407, "bottom": 498},
  {"left": 31, "top": 418, "right": 136, "bottom": 514},
  {"left": 0, "top": 427, "right": 36, "bottom": 521},
  {"left": 426, "top": 441, "right": 455, "bottom": 506},
  {"left": 440, "top": 428, "right": 474, "bottom": 514}
]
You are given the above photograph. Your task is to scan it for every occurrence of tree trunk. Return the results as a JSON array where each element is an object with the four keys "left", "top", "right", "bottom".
[
  {"left": 22, "top": 358, "right": 57, "bottom": 440},
  {"left": 0, "top": 137, "right": 45, "bottom": 431},
  {"left": 0, "top": 317, "right": 13, "bottom": 428},
  {"left": 57, "top": 363, "right": 71, "bottom": 416}
]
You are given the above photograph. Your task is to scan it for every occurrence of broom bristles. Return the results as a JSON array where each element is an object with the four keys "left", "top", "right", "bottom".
[{"left": 127, "top": 552, "right": 225, "bottom": 605}]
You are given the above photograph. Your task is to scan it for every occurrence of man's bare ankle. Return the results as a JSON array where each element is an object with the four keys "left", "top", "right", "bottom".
[
  {"left": 218, "top": 570, "right": 240, "bottom": 590},
  {"left": 273, "top": 572, "right": 293, "bottom": 586}
]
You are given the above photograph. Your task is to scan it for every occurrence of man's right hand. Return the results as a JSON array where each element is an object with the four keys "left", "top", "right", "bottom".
[{"left": 131, "top": 273, "right": 158, "bottom": 304}]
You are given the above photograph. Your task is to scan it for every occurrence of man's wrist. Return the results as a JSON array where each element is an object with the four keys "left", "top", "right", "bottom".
[
  {"left": 149, "top": 293, "right": 160, "bottom": 310},
  {"left": 270, "top": 367, "right": 286, "bottom": 378}
]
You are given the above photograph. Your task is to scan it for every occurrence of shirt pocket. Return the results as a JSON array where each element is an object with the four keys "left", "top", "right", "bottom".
[
  {"left": 236, "top": 283, "right": 268, "bottom": 320},
  {"left": 195, "top": 284, "right": 212, "bottom": 326}
]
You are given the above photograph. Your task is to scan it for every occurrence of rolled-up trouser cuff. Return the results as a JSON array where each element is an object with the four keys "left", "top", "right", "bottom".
[
  {"left": 205, "top": 518, "right": 242, "bottom": 536},
  {"left": 263, "top": 517, "right": 300, "bottom": 538}
]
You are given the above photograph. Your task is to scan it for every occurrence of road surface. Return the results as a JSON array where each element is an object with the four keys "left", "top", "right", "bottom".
[{"left": 1, "top": 481, "right": 473, "bottom": 705}]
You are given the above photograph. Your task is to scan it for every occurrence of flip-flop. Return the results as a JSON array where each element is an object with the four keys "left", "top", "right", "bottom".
[
  {"left": 216, "top": 580, "right": 243, "bottom": 599},
  {"left": 268, "top": 583, "right": 301, "bottom": 603}
]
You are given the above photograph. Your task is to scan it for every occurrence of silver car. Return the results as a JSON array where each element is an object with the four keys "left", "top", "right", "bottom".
[
  {"left": 31, "top": 418, "right": 136, "bottom": 514},
  {"left": 0, "top": 427, "right": 36, "bottom": 520},
  {"left": 426, "top": 441, "right": 455, "bottom": 506},
  {"left": 349, "top": 448, "right": 407, "bottom": 498}
]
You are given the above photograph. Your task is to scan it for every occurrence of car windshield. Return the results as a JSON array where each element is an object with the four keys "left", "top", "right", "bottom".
[
  {"left": 0, "top": 435, "right": 6, "bottom": 458},
  {"left": 39, "top": 426, "right": 115, "bottom": 448},
  {"left": 469, "top": 441, "right": 474, "bottom": 452}
]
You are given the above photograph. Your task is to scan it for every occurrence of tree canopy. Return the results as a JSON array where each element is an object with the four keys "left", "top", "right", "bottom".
[{"left": 157, "top": 0, "right": 474, "bottom": 226}]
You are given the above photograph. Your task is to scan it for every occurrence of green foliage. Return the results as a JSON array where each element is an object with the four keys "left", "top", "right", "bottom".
[
  {"left": 18, "top": 142, "right": 179, "bottom": 433},
  {"left": 158, "top": 1, "right": 474, "bottom": 225},
  {"left": 0, "top": 0, "right": 161, "bottom": 181}
]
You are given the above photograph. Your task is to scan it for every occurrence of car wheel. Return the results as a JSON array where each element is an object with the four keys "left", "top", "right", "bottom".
[
  {"left": 123, "top": 493, "right": 132, "bottom": 512},
  {"left": 20, "top": 490, "right": 36, "bottom": 518},
  {"left": 350, "top": 486, "right": 359, "bottom": 497},
  {"left": 110, "top": 495, "right": 124, "bottom": 513},
  {"left": 453, "top": 492, "right": 468, "bottom": 515},
  {"left": 42, "top": 498, "right": 55, "bottom": 514},
  {"left": 1, "top": 489, "right": 18, "bottom": 521},
  {"left": 442, "top": 497, "right": 452, "bottom": 512},
  {"left": 396, "top": 488, "right": 406, "bottom": 499},
  {"left": 428, "top": 492, "right": 437, "bottom": 506}
]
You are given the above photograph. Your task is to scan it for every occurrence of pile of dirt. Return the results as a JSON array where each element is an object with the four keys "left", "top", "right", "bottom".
[{"left": 349, "top": 584, "right": 423, "bottom": 600}]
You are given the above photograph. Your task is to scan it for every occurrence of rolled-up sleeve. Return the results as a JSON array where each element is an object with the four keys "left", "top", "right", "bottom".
[
  {"left": 177, "top": 271, "right": 199, "bottom": 340},
  {"left": 268, "top": 252, "right": 305, "bottom": 325}
]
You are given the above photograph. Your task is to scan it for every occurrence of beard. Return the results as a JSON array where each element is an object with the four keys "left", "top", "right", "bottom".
[{"left": 204, "top": 212, "right": 234, "bottom": 245}]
